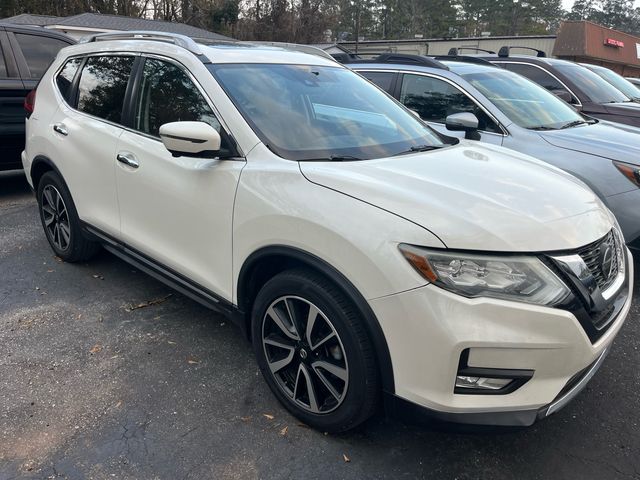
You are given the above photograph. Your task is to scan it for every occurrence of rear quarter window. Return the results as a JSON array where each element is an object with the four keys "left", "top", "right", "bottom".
[{"left": 55, "top": 58, "right": 82, "bottom": 103}]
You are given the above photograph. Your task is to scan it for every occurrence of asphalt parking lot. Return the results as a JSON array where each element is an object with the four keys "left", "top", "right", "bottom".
[{"left": 1, "top": 169, "right": 639, "bottom": 480}]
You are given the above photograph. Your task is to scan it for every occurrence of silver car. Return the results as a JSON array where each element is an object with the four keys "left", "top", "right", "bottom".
[{"left": 352, "top": 60, "right": 640, "bottom": 248}]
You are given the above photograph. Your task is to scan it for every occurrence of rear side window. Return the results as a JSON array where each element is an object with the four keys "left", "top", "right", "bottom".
[
  {"left": 55, "top": 58, "right": 81, "bottom": 103},
  {"left": 77, "top": 56, "right": 135, "bottom": 123},
  {"left": 360, "top": 71, "right": 395, "bottom": 93},
  {"left": 500, "top": 63, "right": 565, "bottom": 92},
  {"left": 134, "top": 58, "right": 222, "bottom": 137},
  {"left": 15, "top": 33, "right": 70, "bottom": 78},
  {"left": 400, "top": 74, "right": 501, "bottom": 133}
]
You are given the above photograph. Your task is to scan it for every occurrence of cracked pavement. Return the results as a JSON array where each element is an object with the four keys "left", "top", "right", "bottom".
[{"left": 1, "top": 170, "right": 639, "bottom": 480}]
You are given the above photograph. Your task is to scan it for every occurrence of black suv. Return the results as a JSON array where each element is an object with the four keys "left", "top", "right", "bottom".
[
  {"left": 478, "top": 48, "right": 640, "bottom": 128},
  {"left": 0, "top": 23, "right": 74, "bottom": 170}
]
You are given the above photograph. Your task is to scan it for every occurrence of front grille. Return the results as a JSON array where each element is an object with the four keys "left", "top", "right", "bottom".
[{"left": 575, "top": 230, "right": 619, "bottom": 292}]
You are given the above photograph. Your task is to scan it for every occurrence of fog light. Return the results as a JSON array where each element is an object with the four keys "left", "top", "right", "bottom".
[{"left": 455, "top": 376, "right": 513, "bottom": 391}]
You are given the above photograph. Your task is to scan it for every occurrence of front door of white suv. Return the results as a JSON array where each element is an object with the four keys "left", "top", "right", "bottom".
[
  {"left": 49, "top": 54, "right": 137, "bottom": 237},
  {"left": 114, "top": 56, "right": 244, "bottom": 299}
]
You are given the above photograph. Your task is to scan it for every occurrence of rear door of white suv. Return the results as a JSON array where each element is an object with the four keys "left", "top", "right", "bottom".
[
  {"left": 49, "top": 54, "right": 137, "bottom": 237},
  {"left": 114, "top": 55, "right": 244, "bottom": 299}
]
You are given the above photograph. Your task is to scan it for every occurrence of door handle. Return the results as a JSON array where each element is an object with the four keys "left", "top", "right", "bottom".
[
  {"left": 53, "top": 123, "right": 68, "bottom": 136},
  {"left": 116, "top": 153, "right": 139, "bottom": 169}
]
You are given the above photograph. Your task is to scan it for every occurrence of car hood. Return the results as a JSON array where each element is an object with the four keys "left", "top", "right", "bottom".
[
  {"left": 299, "top": 142, "right": 612, "bottom": 252},
  {"left": 539, "top": 122, "right": 640, "bottom": 165},
  {"left": 604, "top": 102, "right": 640, "bottom": 116}
]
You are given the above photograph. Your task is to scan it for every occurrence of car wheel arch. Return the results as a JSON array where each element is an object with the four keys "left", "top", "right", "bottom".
[
  {"left": 236, "top": 245, "right": 396, "bottom": 394},
  {"left": 31, "top": 155, "right": 66, "bottom": 192}
]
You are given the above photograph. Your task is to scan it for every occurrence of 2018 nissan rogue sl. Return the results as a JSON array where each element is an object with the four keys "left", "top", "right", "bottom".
[{"left": 23, "top": 33, "right": 633, "bottom": 432}]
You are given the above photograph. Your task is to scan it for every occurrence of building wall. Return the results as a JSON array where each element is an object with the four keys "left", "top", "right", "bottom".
[{"left": 339, "top": 36, "right": 557, "bottom": 57}]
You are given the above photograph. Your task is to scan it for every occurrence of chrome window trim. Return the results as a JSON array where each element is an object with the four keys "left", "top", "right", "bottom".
[
  {"left": 492, "top": 61, "right": 583, "bottom": 108},
  {"left": 357, "top": 68, "right": 508, "bottom": 137}
]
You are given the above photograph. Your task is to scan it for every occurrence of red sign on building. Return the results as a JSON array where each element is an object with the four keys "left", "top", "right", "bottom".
[{"left": 605, "top": 38, "right": 625, "bottom": 48}]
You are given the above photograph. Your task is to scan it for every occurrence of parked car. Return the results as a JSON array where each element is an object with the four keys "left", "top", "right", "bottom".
[
  {"left": 351, "top": 58, "right": 640, "bottom": 249},
  {"left": 0, "top": 23, "right": 74, "bottom": 171},
  {"left": 580, "top": 63, "right": 640, "bottom": 102},
  {"left": 626, "top": 77, "right": 640, "bottom": 90},
  {"left": 23, "top": 33, "right": 633, "bottom": 432},
  {"left": 474, "top": 50, "right": 640, "bottom": 128}
]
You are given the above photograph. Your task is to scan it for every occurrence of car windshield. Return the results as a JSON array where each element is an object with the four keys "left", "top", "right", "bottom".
[
  {"left": 460, "top": 69, "right": 588, "bottom": 130},
  {"left": 587, "top": 66, "right": 640, "bottom": 101},
  {"left": 554, "top": 64, "right": 630, "bottom": 104},
  {"left": 209, "top": 64, "right": 447, "bottom": 161}
]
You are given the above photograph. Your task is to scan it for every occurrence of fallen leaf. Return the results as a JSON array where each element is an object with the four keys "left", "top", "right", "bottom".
[
  {"left": 187, "top": 356, "right": 200, "bottom": 364},
  {"left": 263, "top": 414, "right": 275, "bottom": 420},
  {"left": 92, "top": 274, "right": 104, "bottom": 280},
  {"left": 77, "top": 314, "right": 82, "bottom": 319},
  {"left": 280, "top": 426, "right": 288, "bottom": 436},
  {"left": 240, "top": 416, "right": 251, "bottom": 422},
  {"left": 115, "top": 400, "right": 122, "bottom": 408},
  {"left": 47, "top": 270, "right": 54, "bottom": 273},
  {"left": 167, "top": 341, "right": 176, "bottom": 345},
  {"left": 89, "top": 344, "right": 102, "bottom": 354},
  {"left": 343, "top": 453, "right": 350, "bottom": 463}
]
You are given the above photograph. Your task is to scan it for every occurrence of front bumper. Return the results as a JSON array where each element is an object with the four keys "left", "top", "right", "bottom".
[{"left": 369, "top": 249, "right": 633, "bottom": 426}]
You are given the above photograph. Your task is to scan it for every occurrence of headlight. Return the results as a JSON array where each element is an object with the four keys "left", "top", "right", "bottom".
[
  {"left": 399, "top": 244, "right": 570, "bottom": 306},
  {"left": 613, "top": 160, "right": 640, "bottom": 188}
]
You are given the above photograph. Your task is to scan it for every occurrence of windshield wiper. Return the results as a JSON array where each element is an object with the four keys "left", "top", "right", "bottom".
[
  {"left": 560, "top": 120, "right": 592, "bottom": 129},
  {"left": 302, "top": 155, "right": 363, "bottom": 162},
  {"left": 392, "top": 144, "right": 445, "bottom": 157},
  {"left": 527, "top": 125, "right": 557, "bottom": 131}
]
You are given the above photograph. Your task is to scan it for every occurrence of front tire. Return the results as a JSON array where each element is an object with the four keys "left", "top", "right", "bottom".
[
  {"left": 37, "top": 171, "right": 100, "bottom": 262},
  {"left": 251, "top": 269, "right": 379, "bottom": 432}
]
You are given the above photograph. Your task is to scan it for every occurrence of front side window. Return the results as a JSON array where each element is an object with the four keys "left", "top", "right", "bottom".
[
  {"left": 588, "top": 66, "right": 640, "bottom": 101},
  {"left": 15, "top": 33, "right": 70, "bottom": 79},
  {"left": 134, "top": 58, "right": 222, "bottom": 138},
  {"left": 210, "top": 64, "right": 446, "bottom": 161},
  {"left": 399, "top": 74, "right": 501, "bottom": 133},
  {"left": 360, "top": 71, "right": 396, "bottom": 93},
  {"left": 77, "top": 56, "right": 135, "bottom": 123},
  {"left": 461, "top": 69, "right": 588, "bottom": 130},
  {"left": 55, "top": 58, "right": 81, "bottom": 103}
]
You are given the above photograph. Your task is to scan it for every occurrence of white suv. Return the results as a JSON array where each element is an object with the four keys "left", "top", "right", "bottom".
[{"left": 23, "top": 32, "right": 633, "bottom": 432}]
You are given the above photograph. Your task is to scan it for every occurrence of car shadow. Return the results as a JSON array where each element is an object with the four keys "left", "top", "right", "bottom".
[{"left": 0, "top": 170, "right": 31, "bottom": 199}]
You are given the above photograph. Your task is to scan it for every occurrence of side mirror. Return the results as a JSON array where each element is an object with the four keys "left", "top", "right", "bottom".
[
  {"left": 445, "top": 112, "right": 480, "bottom": 140},
  {"left": 551, "top": 89, "right": 572, "bottom": 104},
  {"left": 159, "top": 121, "right": 221, "bottom": 158}
]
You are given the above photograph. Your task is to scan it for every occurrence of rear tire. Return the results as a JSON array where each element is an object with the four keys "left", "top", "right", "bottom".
[
  {"left": 37, "top": 171, "right": 100, "bottom": 262},
  {"left": 251, "top": 268, "right": 379, "bottom": 433}
]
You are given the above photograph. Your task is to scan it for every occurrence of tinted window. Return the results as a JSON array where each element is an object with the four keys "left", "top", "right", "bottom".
[
  {"left": 15, "top": 33, "right": 70, "bottom": 79},
  {"left": 134, "top": 58, "right": 221, "bottom": 138},
  {"left": 555, "top": 64, "right": 629, "bottom": 103},
  {"left": 55, "top": 58, "right": 81, "bottom": 103},
  {"left": 400, "top": 74, "right": 501, "bottom": 133},
  {"left": 77, "top": 56, "right": 134, "bottom": 123},
  {"left": 360, "top": 71, "right": 395, "bottom": 93},
  {"left": 500, "top": 63, "right": 566, "bottom": 93}
]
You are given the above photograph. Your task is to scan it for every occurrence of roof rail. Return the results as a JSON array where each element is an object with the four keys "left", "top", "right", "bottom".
[
  {"left": 248, "top": 42, "right": 336, "bottom": 61},
  {"left": 79, "top": 31, "right": 204, "bottom": 55},
  {"left": 448, "top": 47, "right": 495, "bottom": 55},
  {"left": 432, "top": 55, "right": 496, "bottom": 66},
  {"left": 341, "top": 53, "right": 448, "bottom": 70},
  {"left": 498, "top": 46, "right": 546, "bottom": 58}
]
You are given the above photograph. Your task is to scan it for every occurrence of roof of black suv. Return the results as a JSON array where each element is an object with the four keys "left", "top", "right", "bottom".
[{"left": 0, "top": 22, "right": 75, "bottom": 42}]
